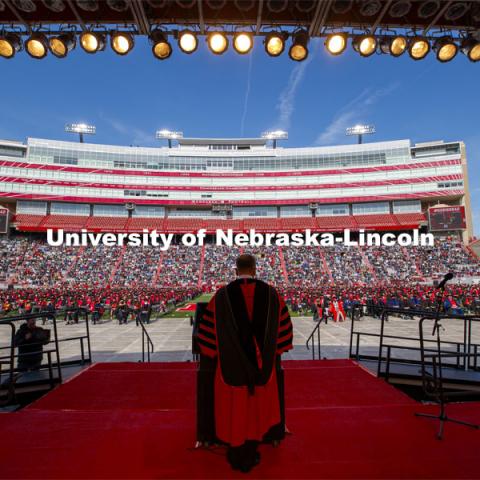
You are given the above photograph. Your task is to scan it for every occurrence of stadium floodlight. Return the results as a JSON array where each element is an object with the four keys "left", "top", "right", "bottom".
[
  {"left": 178, "top": 30, "right": 198, "bottom": 54},
  {"left": 289, "top": 31, "right": 309, "bottom": 61},
  {"left": 25, "top": 33, "right": 49, "bottom": 59},
  {"left": 433, "top": 37, "right": 457, "bottom": 62},
  {"left": 264, "top": 32, "right": 286, "bottom": 57},
  {"left": 461, "top": 37, "right": 480, "bottom": 62},
  {"left": 49, "top": 33, "right": 76, "bottom": 58},
  {"left": 261, "top": 130, "right": 288, "bottom": 148},
  {"left": 80, "top": 31, "right": 106, "bottom": 54},
  {"left": 233, "top": 32, "right": 253, "bottom": 54},
  {"left": 156, "top": 129, "right": 184, "bottom": 147},
  {"left": 111, "top": 31, "right": 134, "bottom": 55},
  {"left": 380, "top": 35, "right": 407, "bottom": 57},
  {"left": 325, "top": 33, "right": 347, "bottom": 55},
  {"left": 0, "top": 33, "right": 22, "bottom": 59},
  {"left": 150, "top": 31, "right": 172, "bottom": 60},
  {"left": 65, "top": 123, "right": 96, "bottom": 143},
  {"left": 346, "top": 124, "right": 375, "bottom": 144},
  {"left": 352, "top": 34, "right": 377, "bottom": 57},
  {"left": 207, "top": 32, "right": 228, "bottom": 55},
  {"left": 408, "top": 36, "right": 430, "bottom": 60}
]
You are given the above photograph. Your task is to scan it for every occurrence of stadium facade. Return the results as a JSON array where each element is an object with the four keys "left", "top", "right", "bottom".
[{"left": 0, "top": 136, "right": 473, "bottom": 243}]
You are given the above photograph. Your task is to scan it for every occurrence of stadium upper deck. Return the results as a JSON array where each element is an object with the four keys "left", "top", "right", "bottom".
[{"left": 0, "top": 136, "right": 473, "bottom": 241}]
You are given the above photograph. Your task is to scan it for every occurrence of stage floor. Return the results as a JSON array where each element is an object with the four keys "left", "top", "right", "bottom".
[{"left": 1, "top": 360, "right": 479, "bottom": 479}]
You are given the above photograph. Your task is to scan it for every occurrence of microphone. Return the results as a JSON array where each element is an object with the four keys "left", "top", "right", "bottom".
[{"left": 437, "top": 272, "right": 454, "bottom": 290}]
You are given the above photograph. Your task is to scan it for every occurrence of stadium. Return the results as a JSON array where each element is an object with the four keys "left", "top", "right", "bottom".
[{"left": 0, "top": 134, "right": 478, "bottom": 294}]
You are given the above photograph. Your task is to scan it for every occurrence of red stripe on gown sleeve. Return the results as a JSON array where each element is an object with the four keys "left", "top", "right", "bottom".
[{"left": 198, "top": 296, "right": 217, "bottom": 358}]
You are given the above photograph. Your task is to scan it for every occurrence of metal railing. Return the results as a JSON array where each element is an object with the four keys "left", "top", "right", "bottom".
[
  {"left": 139, "top": 319, "right": 154, "bottom": 362},
  {"left": 0, "top": 308, "right": 92, "bottom": 403},
  {"left": 349, "top": 306, "right": 480, "bottom": 378},
  {"left": 306, "top": 316, "right": 323, "bottom": 360}
]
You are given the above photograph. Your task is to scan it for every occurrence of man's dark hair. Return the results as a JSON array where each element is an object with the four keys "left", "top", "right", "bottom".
[{"left": 236, "top": 254, "right": 256, "bottom": 272}]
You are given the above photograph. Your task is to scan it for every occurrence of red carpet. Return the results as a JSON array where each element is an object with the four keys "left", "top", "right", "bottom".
[{"left": 1, "top": 360, "right": 479, "bottom": 479}]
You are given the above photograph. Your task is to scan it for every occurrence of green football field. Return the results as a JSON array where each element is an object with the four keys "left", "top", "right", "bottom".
[
  {"left": 161, "top": 292, "right": 306, "bottom": 318},
  {"left": 161, "top": 293, "right": 214, "bottom": 318}
]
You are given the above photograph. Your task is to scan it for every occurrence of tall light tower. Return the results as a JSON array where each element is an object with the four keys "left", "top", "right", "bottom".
[
  {"left": 65, "top": 123, "right": 96, "bottom": 143},
  {"left": 156, "top": 129, "right": 184, "bottom": 148},
  {"left": 261, "top": 130, "right": 288, "bottom": 149},
  {"left": 346, "top": 124, "right": 375, "bottom": 144}
]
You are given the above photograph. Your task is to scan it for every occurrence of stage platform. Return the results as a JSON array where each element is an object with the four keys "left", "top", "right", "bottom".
[{"left": 0, "top": 360, "right": 479, "bottom": 479}]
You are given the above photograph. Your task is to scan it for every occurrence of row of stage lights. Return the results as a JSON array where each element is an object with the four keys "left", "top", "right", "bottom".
[{"left": 0, "top": 29, "right": 479, "bottom": 63}]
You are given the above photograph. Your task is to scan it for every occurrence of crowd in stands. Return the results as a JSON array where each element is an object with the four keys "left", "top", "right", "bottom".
[{"left": 0, "top": 234, "right": 479, "bottom": 319}]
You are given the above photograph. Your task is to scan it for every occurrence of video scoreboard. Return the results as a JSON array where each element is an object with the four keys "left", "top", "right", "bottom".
[{"left": 428, "top": 206, "right": 466, "bottom": 231}]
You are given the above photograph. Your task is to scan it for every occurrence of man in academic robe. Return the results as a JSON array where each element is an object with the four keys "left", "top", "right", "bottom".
[{"left": 197, "top": 254, "right": 293, "bottom": 473}]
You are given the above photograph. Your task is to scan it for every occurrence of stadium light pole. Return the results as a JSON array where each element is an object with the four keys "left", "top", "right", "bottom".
[
  {"left": 65, "top": 123, "right": 96, "bottom": 143},
  {"left": 156, "top": 129, "right": 184, "bottom": 148},
  {"left": 261, "top": 130, "right": 288, "bottom": 149},
  {"left": 346, "top": 124, "right": 375, "bottom": 144}
]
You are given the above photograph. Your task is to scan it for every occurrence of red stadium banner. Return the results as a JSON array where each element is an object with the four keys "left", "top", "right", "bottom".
[
  {"left": 0, "top": 207, "right": 9, "bottom": 234},
  {"left": 428, "top": 206, "right": 466, "bottom": 231}
]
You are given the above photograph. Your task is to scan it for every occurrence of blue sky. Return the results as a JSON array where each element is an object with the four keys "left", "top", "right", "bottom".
[{"left": 0, "top": 36, "right": 479, "bottom": 233}]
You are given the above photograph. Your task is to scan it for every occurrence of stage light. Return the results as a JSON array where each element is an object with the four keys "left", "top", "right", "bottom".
[
  {"left": 325, "top": 33, "right": 347, "bottom": 55},
  {"left": 0, "top": 33, "right": 22, "bottom": 59},
  {"left": 111, "top": 31, "right": 134, "bottom": 55},
  {"left": 460, "top": 37, "right": 480, "bottom": 62},
  {"left": 418, "top": 0, "right": 440, "bottom": 18},
  {"left": 42, "top": 0, "right": 66, "bottom": 12},
  {"left": 359, "top": 0, "right": 381, "bottom": 16},
  {"left": 49, "top": 33, "right": 76, "bottom": 58},
  {"left": 433, "top": 37, "right": 457, "bottom": 63},
  {"left": 289, "top": 31, "right": 309, "bottom": 62},
  {"left": 408, "top": 36, "right": 430, "bottom": 60},
  {"left": 444, "top": 1, "right": 470, "bottom": 21},
  {"left": 80, "top": 31, "right": 105, "bottom": 53},
  {"left": 352, "top": 34, "right": 377, "bottom": 57},
  {"left": 264, "top": 32, "right": 285, "bottom": 57},
  {"left": 150, "top": 31, "right": 172, "bottom": 59},
  {"left": 12, "top": 0, "right": 36, "bottom": 12},
  {"left": 178, "top": 30, "right": 198, "bottom": 54},
  {"left": 380, "top": 35, "right": 407, "bottom": 56},
  {"left": 207, "top": 32, "right": 228, "bottom": 55},
  {"left": 233, "top": 32, "right": 253, "bottom": 54},
  {"left": 76, "top": 0, "right": 98, "bottom": 11},
  {"left": 389, "top": 0, "right": 411, "bottom": 18},
  {"left": 25, "top": 33, "right": 49, "bottom": 59},
  {"left": 106, "top": 0, "right": 129, "bottom": 11}
]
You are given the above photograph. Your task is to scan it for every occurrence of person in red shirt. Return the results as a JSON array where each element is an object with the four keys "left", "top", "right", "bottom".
[{"left": 197, "top": 254, "right": 293, "bottom": 473}]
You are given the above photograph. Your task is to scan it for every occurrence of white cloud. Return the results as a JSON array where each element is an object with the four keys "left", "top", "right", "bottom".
[
  {"left": 272, "top": 42, "right": 319, "bottom": 131},
  {"left": 240, "top": 54, "right": 254, "bottom": 136},
  {"left": 315, "top": 82, "right": 400, "bottom": 146},
  {"left": 100, "top": 115, "right": 155, "bottom": 146}
]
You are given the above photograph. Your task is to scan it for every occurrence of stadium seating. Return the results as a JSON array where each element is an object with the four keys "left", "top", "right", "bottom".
[
  {"left": 354, "top": 214, "right": 399, "bottom": 229},
  {"left": 280, "top": 217, "right": 317, "bottom": 230},
  {"left": 41, "top": 215, "right": 89, "bottom": 231},
  {"left": 394, "top": 212, "right": 427, "bottom": 226},
  {"left": 243, "top": 217, "right": 281, "bottom": 231},
  {"left": 127, "top": 217, "right": 165, "bottom": 232},
  {"left": 316, "top": 215, "right": 358, "bottom": 230},
  {"left": 164, "top": 218, "right": 205, "bottom": 232},
  {"left": 85, "top": 216, "right": 129, "bottom": 232},
  {"left": 13, "top": 214, "right": 45, "bottom": 229}
]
